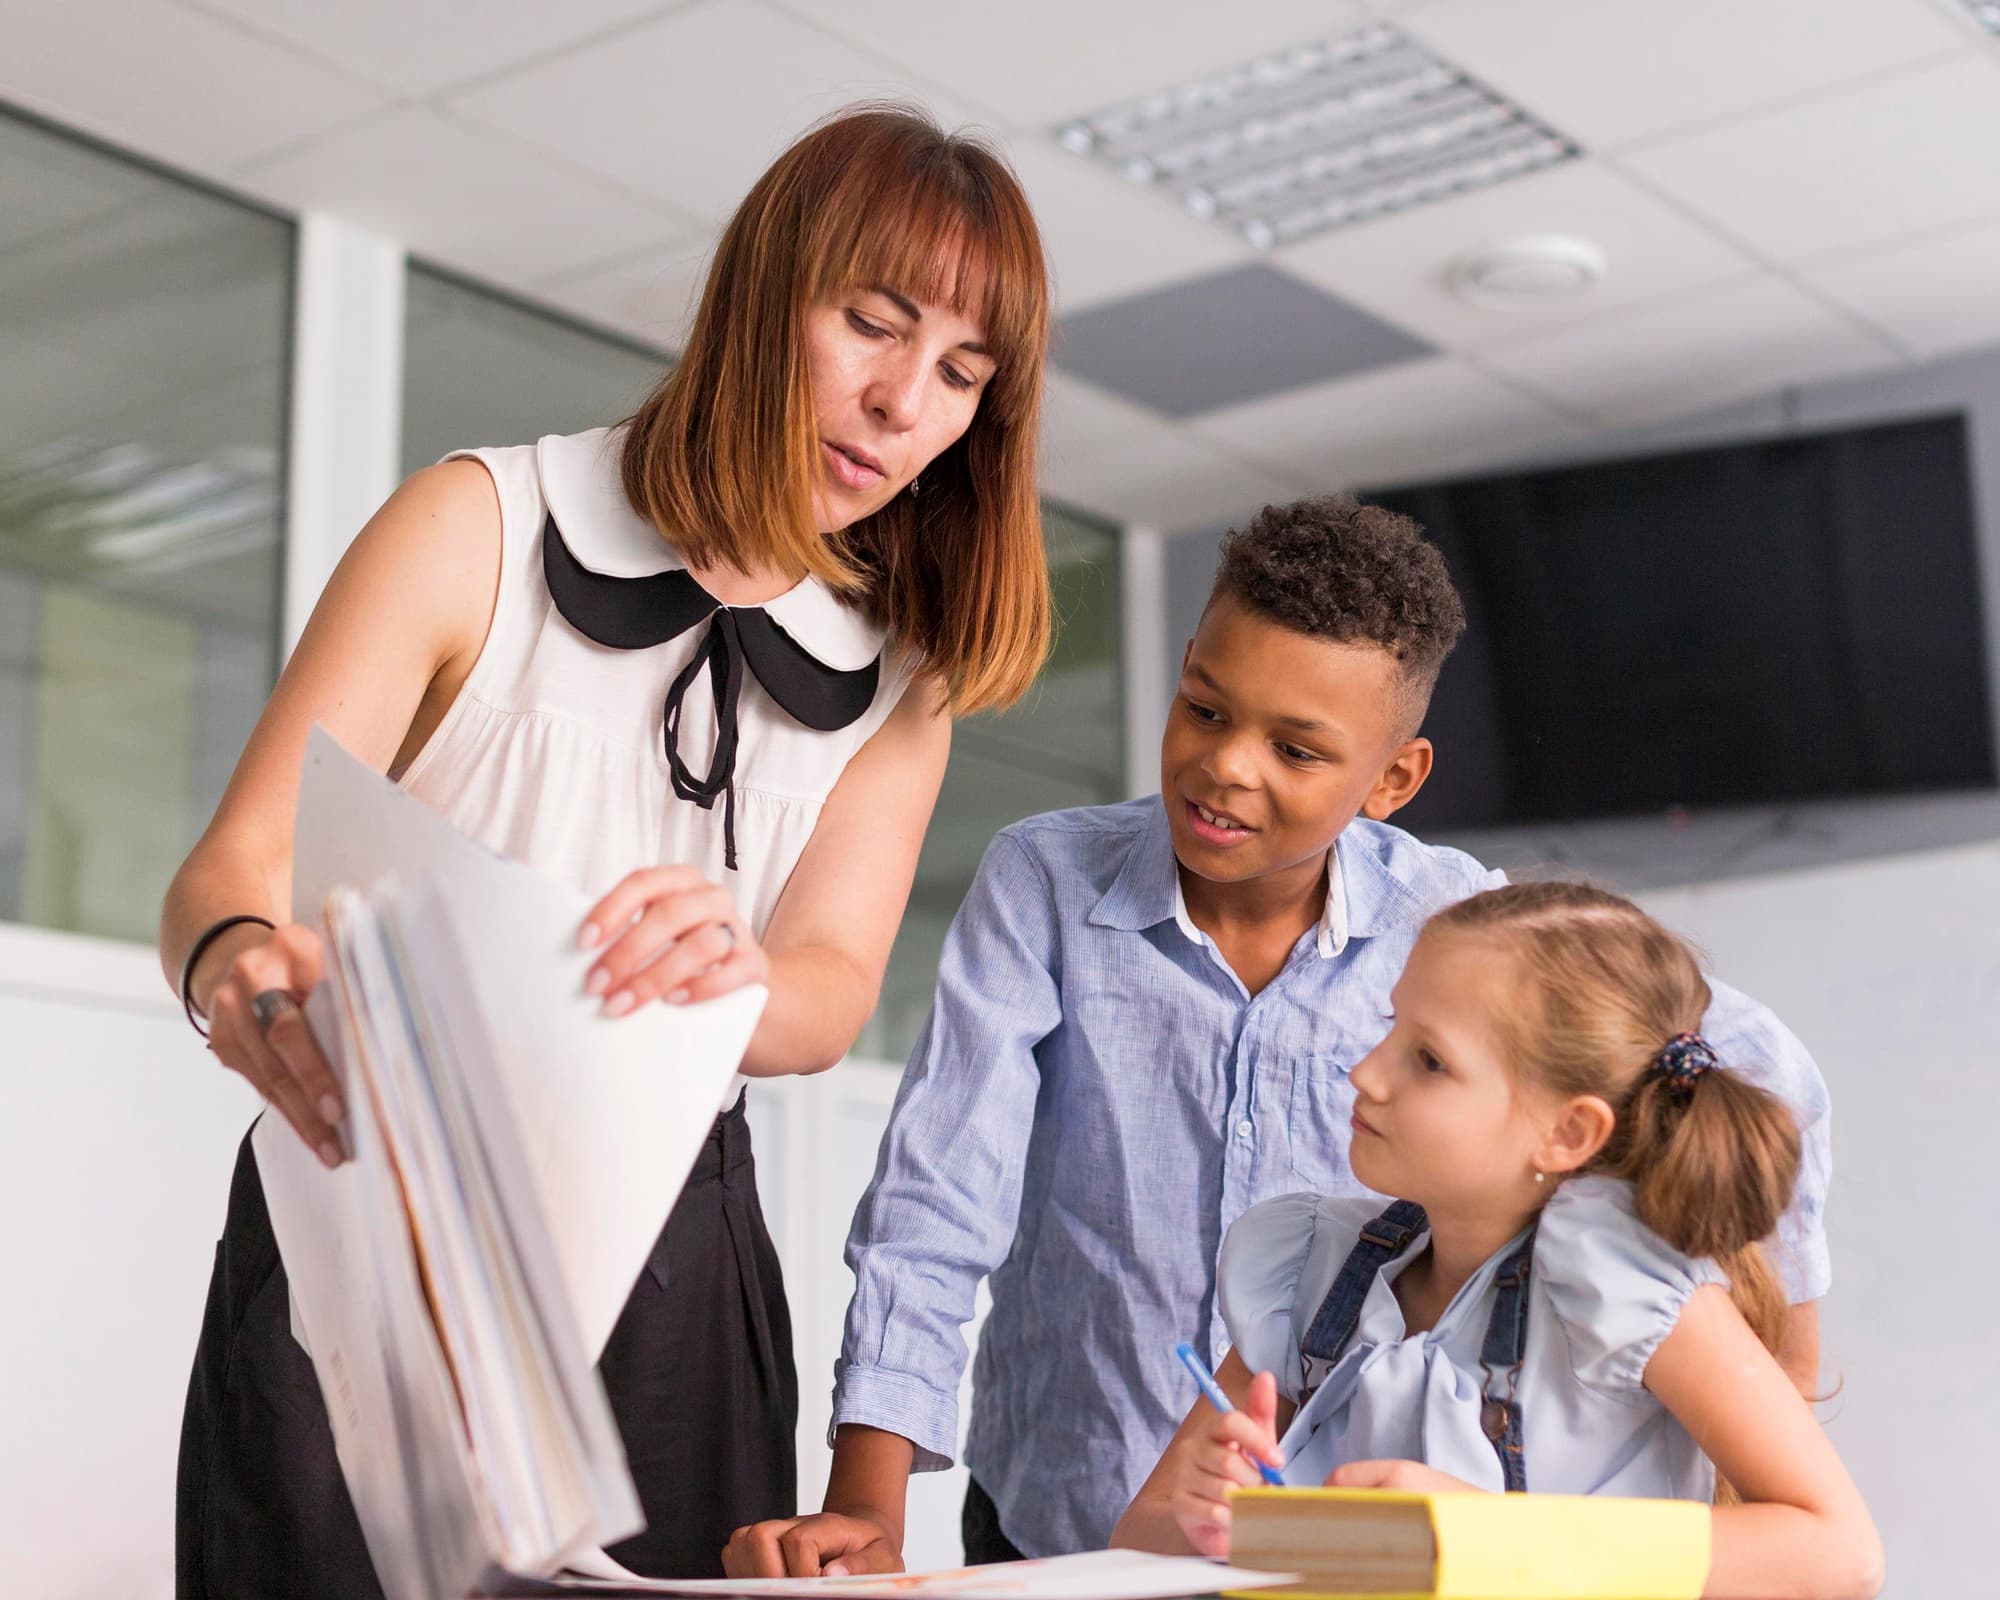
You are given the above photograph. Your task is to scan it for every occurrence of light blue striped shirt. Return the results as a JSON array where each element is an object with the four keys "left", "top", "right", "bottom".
[{"left": 830, "top": 796, "right": 1832, "bottom": 1556}]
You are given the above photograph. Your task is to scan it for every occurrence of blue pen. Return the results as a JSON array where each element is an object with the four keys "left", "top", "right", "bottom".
[{"left": 1175, "top": 1341, "right": 1285, "bottom": 1487}]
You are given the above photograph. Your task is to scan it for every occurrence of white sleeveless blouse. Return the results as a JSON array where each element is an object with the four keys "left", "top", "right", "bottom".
[{"left": 394, "top": 425, "right": 915, "bottom": 1093}]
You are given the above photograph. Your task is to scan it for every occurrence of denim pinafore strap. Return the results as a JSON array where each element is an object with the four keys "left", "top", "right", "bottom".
[{"left": 1297, "top": 1200, "right": 1536, "bottom": 1491}]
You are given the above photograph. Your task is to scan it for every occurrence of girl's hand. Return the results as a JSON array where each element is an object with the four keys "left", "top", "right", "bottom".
[
  {"left": 580, "top": 865, "right": 768, "bottom": 1016},
  {"left": 1327, "top": 1460, "right": 1485, "bottom": 1494},
  {"left": 200, "top": 921, "right": 345, "bottom": 1169},
  {"left": 1170, "top": 1369, "right": 1285, "bottom": 1559}
]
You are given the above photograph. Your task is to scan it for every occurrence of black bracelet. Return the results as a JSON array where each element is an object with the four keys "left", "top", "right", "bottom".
[{"left": 180, "top": 914, "right": 276, "bottom": 1039}]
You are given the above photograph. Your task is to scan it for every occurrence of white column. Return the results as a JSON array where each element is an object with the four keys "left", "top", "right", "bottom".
[
  {"left": 283, "top": 214, "right": 406, "bottom": 656},
  {"left": 1118, "top": 523, "right": 1169, "bottom": 800}
]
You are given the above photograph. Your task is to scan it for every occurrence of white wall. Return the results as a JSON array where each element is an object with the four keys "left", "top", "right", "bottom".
[
  {"left": 747, "top": 1069, "right": 986, "bottom": 1572},
  {"left": 1640, "top": 841, "right": 2000, "bottom": 1600},
  {"left": 0, "top": 965, "right": 259, "bottom": 1600}
]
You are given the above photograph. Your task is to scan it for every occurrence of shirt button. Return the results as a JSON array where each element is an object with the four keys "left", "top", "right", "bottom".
[{"left": 1236, "top": 1120, "right": 1254, "bottom": 1141}]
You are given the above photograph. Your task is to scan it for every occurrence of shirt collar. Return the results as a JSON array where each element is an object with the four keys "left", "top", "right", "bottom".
[
  {"left": 535, "top": 425, "right": 888, "bottom": 672},
  {"left": 1088, "top": 797, "right": 1363, "bottom": 958},
  {"left": 1169, "top": 848, "right": 1350, "bottom": 958}
]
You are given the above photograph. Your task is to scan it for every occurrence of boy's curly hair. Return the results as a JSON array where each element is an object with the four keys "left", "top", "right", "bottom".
[{"left": 1208, "top": 495, "right": 1466, "bottom": 735}]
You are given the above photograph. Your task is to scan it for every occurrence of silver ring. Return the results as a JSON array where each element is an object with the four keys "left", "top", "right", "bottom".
[
  {"left": 717, "top": 921, "right": 738, "bottom": 952},
  {"left": 250, "top": 988, "right": 298, "bottom": 1032}
]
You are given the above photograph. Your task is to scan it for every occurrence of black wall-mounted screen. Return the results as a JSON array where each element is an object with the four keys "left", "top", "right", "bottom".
[{"left": 1368, "top": 413, "right": 1994, "bottom": 832}]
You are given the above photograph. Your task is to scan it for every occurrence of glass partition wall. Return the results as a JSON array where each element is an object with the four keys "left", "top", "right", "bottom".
[
  {"left": 402, "top": 264, "right": 664, "bottom": 475},
  {"left": 860, "top": 503, "right": 1123, "bottom": 1059},
  {"left": 0, "top": 107, "right": 292, "bottom": 943}
]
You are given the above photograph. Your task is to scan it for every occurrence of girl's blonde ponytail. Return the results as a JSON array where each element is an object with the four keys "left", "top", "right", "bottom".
[
  {"left": 1426, "top": 882, "right": 1801, "bottom": 1357},
  {"left": 1596, "top": 1060, "right": 1800, "bottom": 1355}
]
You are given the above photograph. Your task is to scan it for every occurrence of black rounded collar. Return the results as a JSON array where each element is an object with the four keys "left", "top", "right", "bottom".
[{"left": 541, "top": 514, "right": 882, "bottom": 867}]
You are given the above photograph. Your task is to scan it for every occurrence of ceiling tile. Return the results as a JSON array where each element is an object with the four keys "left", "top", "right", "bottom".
[
  {"left": 1040, "top": 414, "right": 1311, "bottom": 534},
  {"left": 238, "top": 110, "right": 688, "bottom": 284},
  {"left": 1191, "top": 357, "right": 1582, "bottom": 491},
  {"left": 1041, "top": 368, "right": 1167, "bottom": 455},
  {"left": 534, "top": 235, "right": 717, "bottom": 351},
  {"left": 1478, "top": 277, "right": 1897, "bottom": 427},
  {"left": 797, "top": 0, "right": 1371, "bottom": 129},
  {"left": 1039, "top": 367, "right": 1175, "bottom": 507},
  {"left": 0, "top": 0, "right": 383, "bottom": 175},
  {"left": 998, "top": 139, "right": 1254, "bottom": 315},
  {"left": 1056, "top": 264, "right": 1430, "bottom": 417},
  {"left": 1802, "top": 218, "right": 2000, "bottom": 362},
  {"left": 446, "top": 0, "right": 981, "bottom": 227},
  {"left": 1279, "top": 160, "right": 1754, "bottom": 352},
  {"left": 1622, "top": 57, "right": 2000, "bottom": 265},
  {"left": 186, "top": 0, "right": 686, "bottom": 97},
  {"left": 1401, "top": 0, "right": 1965, "bottom": 148}
]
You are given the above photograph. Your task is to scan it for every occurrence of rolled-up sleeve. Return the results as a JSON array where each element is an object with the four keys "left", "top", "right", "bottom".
[
  {"left": 830, "top": 831, "right": 1064, "bottom": 1471},
  {"left": 1700, "top": 978, "right": 1833, "bottom": 1303}
]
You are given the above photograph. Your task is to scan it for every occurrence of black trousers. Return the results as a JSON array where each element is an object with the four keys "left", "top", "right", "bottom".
[
  {"left": 176, "top": 1096, "right": 797, "bottom": 1597},
  {"left": 960, "top": 1478, "right": 1028, "bottom": 1565}
]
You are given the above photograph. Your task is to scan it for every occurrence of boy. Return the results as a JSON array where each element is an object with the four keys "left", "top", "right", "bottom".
[{"left": 724, "top": 497, "right": 1830, "bottom": 1573}]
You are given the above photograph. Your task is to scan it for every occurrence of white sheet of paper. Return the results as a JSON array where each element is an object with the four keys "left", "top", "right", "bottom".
[
  {"left": 527, "top": 1550, "right": 1298, "bottom": 1599},
  {"left": 284, "top": 723, "right": 765, "bottom": 1360},
  {"left": 258, "top": 985, "right": 492, "bottom": 1600}
]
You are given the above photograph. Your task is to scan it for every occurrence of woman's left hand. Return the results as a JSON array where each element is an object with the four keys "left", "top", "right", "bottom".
[
  {"left": 1326, "top": 1460, "right": 1485, "bottom": 1494},
  {"left": 579, "top": 865, "right": 769, "bottom": 1015}
]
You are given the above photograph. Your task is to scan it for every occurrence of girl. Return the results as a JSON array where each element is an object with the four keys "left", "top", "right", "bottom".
[
  {"left": 1113, "top": 882, "right": 1882, "bottom": 1600},
  {"left": 166, "top": 105, "right": 1050, "bottom": 1593}
]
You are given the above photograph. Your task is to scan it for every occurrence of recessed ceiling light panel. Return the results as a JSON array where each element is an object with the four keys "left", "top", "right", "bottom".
[{"left": 1055, "top": 24, "right": 1579, "bottom": 250}]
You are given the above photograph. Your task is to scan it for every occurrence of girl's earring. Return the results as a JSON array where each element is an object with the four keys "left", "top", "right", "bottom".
[
  {"left": 906, "top": 472, "right": 923, "bottom": 497},
  {"left": 1531, "top": 1167, "right": 1546, "bottom": 1185}
]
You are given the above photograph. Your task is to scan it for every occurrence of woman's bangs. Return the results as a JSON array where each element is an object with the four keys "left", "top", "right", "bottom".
[{"left": 814, "top": 166, "right": 1047, "bottom": 409}]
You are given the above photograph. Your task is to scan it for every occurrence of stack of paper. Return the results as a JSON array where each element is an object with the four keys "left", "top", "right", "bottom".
[
  {"left": 344, "top": 877, "right": 640, "bottom": 1566},
  {"left": 257, "top": 729, "right": 766, "bottom": 1597}
]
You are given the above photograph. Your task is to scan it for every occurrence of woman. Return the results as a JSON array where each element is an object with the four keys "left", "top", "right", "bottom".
[{"left": 165, "top": 104, "right": 1050, "bottom": 1595}]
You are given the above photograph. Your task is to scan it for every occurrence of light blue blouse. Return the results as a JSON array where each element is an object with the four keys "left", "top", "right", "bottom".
[{"left": 1219, "top": 1176, "right": 1725, "bottom": 1499}]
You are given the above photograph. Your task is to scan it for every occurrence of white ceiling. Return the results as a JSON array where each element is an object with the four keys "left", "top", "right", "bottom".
[{"left": 7, "top": 0, "right": 2000, "bottom": 530}]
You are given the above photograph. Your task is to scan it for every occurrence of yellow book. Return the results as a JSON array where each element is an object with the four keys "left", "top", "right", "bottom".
[{"left": 1222, "top": 1486, "right": 1710, "bottom": 1600}]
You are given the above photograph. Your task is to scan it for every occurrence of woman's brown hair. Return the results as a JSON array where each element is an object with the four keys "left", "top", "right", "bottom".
[
  {"left": 621, "top": 103, "right": 1052, "bottom": 714},
  {"left": 1425, "top": 882, "right": 1802, "bottom": 1358}
]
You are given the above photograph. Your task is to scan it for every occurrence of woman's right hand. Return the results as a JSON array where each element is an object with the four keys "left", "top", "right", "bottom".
[
  {"left": 198, "top": 921, "right": 345, "bottom": 1168},
  {"left": 1170, "top": 1369, "right": 1285, "bottom": 1559}
]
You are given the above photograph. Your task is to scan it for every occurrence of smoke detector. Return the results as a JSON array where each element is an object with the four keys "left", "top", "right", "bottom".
[{"left": 1449, "top": 235, "right": 1606, "bottom": 308}]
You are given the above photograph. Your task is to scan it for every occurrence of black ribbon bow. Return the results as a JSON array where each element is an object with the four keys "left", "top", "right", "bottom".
[{"left": 540, "top": 515, "right": 881, "bottom": 870}]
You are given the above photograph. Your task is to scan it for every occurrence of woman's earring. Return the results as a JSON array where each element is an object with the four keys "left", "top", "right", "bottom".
[
  {"left": 906, "top": 472, "right": 923, "bottom": 497},
  {"left": 1531, "top": 1167, "right": 1546, "bottom": 1185}
]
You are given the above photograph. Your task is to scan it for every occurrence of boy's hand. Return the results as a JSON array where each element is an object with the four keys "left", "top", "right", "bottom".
[
  {"left": 721, "top": 1511, "right": 903, "bottom": 1577},
  {"left": 1170, "top": 1369, "right": 1284, "bottom": 1558},
  {"left": 1327, "top": 1459, "right": 1483, "bottom": 1494}
]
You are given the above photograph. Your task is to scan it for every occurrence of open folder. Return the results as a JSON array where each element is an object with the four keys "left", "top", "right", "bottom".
[{"left": 255, "top": 728, "right": 765, "bottom": 1597}]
